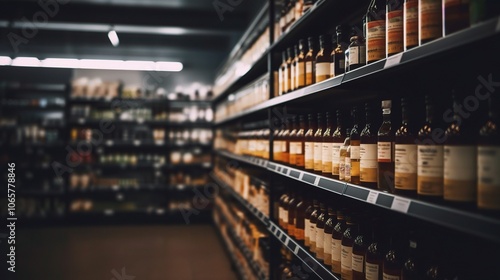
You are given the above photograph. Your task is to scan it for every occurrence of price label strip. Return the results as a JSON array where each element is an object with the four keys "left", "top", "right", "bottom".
[
  {"left": 391, "top": 197, "right": 411, "bottom": 213},
  {"left": 384, "top": 53, "right": 403, "bottom": 69},
  {"left": 367, "top": 191, "right": 379, "bottom": 204}
]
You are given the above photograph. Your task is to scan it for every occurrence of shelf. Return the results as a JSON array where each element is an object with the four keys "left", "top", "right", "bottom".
[
  {"left": 70, "top": 139, "right": 168, "bottom": 148},
  {"left": 3, "top": 83, "right": 67, "bottom": 92},
  {"left": 68, "top": 98, "right": 170, "bottom": 106},
  {"left": 92, "top": 163, "right": 167, "bottom": 169},
  {"left": 17, "top": 190, "right": 64, "bottom": 197},
  {"left": 215, "top": 149, "right": 500, "bottom": 245},
  {"left": 68, "top": 186, "right": 169, "bottom": 194},
  {"left": 68, "top": 118, "right": 212, "bottom": 128}
]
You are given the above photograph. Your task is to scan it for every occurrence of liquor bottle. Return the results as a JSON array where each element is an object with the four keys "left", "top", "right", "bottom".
[
  {"left": 350, "top": 106, "right": 362, "bottom": 185},
  {"left": 288, "top": 0, "right": 296, "bottom": 29},
  {"left": 291, "top": 45, "right": 297, "bottom": 92},
  {"left": 340, "top": 129, "right": 352, "bottom": 182},
  {"left": 361, "top": 103, "right": 378, "bottom": 189},
  {"left": 383, "top": 234, "right": 403, "bottom": 280},
  {"left": 346, "top": 132, "right": 352, "bottom": 183},
  {"left": 287, "top": 190, "right": 299, "bottom": 237},
  {"left": 332, "top": 110, "right": 346, "bottom": 180},
  {"left": 324, "top": 206, "right": 337, "bottom": 269},
  {"left": 417, "top": 95, "right": 444, "bottom": 202},
  {"left": 305, "top": 114, "right": 316, "bottom": 171},
  {"left": 295, "top": 0, "right": 303, "bottom": 20},
  {"left": 347, "top": 33, "right": 367, "bottom": 72},
  {"left": 305, "top": 37, "right": 316, "bottom": 86},
  {"left": 274, "top": 125, "right": 284, "bottom": 163},
  {"left": 444, "top": 0, "right": 470, "bottom": 35},
  {"left": 289, "top": 116, "right": 298, "bottom": 166},
  {"left": 295, "top": 115, "right": 306, "bottom": 168},
  {"left": 279, "top": 191, "right": 289, "bottom": 228},
  {"left": 294, "top": 191, "right": 308, "bottom": 246},
  {"left": 296, "top": 39, "right": 306, "bottom": 90},
  {"left": 404, "top": 0, "right": 419, "bottom": 50},
  {"left": 282, "top": 189, "right": 291, "bottom": 231},
  {"left": 477, "top": 94, "right": 500, "bottom": 212},
  {"left": 279, "top": 51, "right": 287, "bottom": 95},
  {"left": 401, "top": 231, "right": 421, "bottom": 280},
  {"left": 378, "top": 100, "right": 395, "bottom": 193},
  {"left": 366, "top": 0, "right": 387, "bottom": 64},
  {"left": 309, "top": 199, "right": 321, "bottom": 255},
  {"left": 287, "top": 47, "right": 295, "bottom": 92},
  {"left": 280, "top": 1, "right": 287, "bottom": 33},
  {"left": 304, "top": 198, "right": 318, "bottom": 248},
  {"left": 315, "top": 35, "right": 332, "bottom": 83},
  {"left": 365, "top": 218, "right": 385, "bottom": 280},
  {"left": 331, "top": 25, "right": 350, "bottom": 77},
  {"left": 387, "top": 0, "right": 404, "bottom": 57},
  {"left": 419, "top": 0, "right": 443, "bottom": 45},
  {"left": 322, "top": 112, "right": 334, "bottom": 176},
  {"left": 331, "top": 209, "right": 346, "bottom": 276},
  {"left": 395, "top": 98, "right": 418, "bottom": 197},
  {"left": 443, "top": 93, "right": 476, "bottom": 206},
  {"left": 352, "top": 216, "right": 369, "bottom": 280},
  {"left": 282, "top": 121, "right": 291, "bottom": 164},
  {"left": 341, "top": 214, "right": 357, "bottom": 280},
  {"left": 314, "top": 113, "right": 324, "bottom": 173},
  {"left": 315, "top": 202, "right": 327, "bottom": 261}
]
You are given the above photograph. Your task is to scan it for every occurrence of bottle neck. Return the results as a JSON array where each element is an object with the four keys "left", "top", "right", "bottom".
[
  {"left": 425, "top": 105, "right": 434, "bottom": 123},
  {"left": 382, "top": 108, "right": 391, "bottom": 122},
  {"left": 402, "top": 107, "right": 410, "bottom": 124}
]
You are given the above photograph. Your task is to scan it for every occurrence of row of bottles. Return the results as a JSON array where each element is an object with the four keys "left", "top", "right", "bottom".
[
  {"left": 278, "top": 0, "right": 317, "bottom": 35},
  {"left": 272, "top": 93, "right": 499, "bottom": 211},
  {"left": 236, "top": 129, "right": 271, "bottom": 159}
]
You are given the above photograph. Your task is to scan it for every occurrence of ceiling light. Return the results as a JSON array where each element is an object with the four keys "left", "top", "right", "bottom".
[
  {"left": 108, "top": 29, "right": 120, "bottom": 47},
  {"left": 11, "top": 57, "right": 41, "bottom": 67},
  {"left": 36, "top": 58, "right": 183, "bottom": 72},
  {"left": 0, "top": 56, "right": 12, "bottom": 66},
  {"left": 41, "top": 58, "right": 80, "bottom": 68}
]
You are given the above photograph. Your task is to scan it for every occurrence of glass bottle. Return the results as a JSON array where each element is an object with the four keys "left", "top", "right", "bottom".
[
  {"left": 340, "top": 129, "right": 352, "bottom": 182},
  {"left": 288, "top": 116, "right": 298, "bottom": 166},
  {"left": 347, "top": 34, "right": 367, "bottom": 72},
  {"left": 332, "top": 110, "right": 346, "bottom": 180},
  {"left": 287, "top": 47, "right": 294, "bottom": 93},
  {"left": 352, "top": 216, "right": 369, "bottom": 280},
  {"left": 350, "top": 106, "right": 362, "bottom": 185},
  {"left": 341, "top": 214, "right": 357, "bottom": 280},
  {"left": 314, "top": 113, "right": 324, "bottom": 173},
  {"left": 279, "top": 51, "right": 287, "bottom": 95},
  {"left": 305, "top": 36, "right": 316, "bottom": 86},
  {"left": 404, "top": 0, "right": 419, "bottom": 50},
  {"left": 324, "top": 206, "right": 337, "bottom": 269},
  {"left": 365, "top": 219, "right": 385, "bottom": 280},
  {"left": 361, "top": 103, "right": 378, "bottom": 189},
  {"left": 287, "top": 190, "right": 299, "bottom": 237},
  {"left": 296, "top": 39, "right": 306, "bottom": 90},
  {"left": 295, "top": 0, "right": 303, "bottom": 20},
  {"left": 477, "top": 94, "right": 500, "bottom": 212},
  {"left": 322, "top": 112, "right": 334, "bottom": 176},
  {"left": 383, "top": 234, "right": 403, "bottom": 280},
  {"left": 387, "top": 0, "right": 404, "bottom": 57},
  {"left": 279, "top": 191, "right": 289, "bottom": 228},
  {"left": 304, "top": 198, "right": 318, "bottom": 248},
  {"left": 282, "top": 120, "right": 291, "bottom": 164},
  {"left": 309, "top": 200, "right": 321, "bottom": 255},
  {"left": 378, "top": 100, "right": 395, "bottom": 193},
  {"left": 331, "top": 25, "right": 350, "bottom": 78},
  {"left": 315, "top": 202, "right": 327, "bottom": 261},
  {"left": 395, "top": 98, "right": 418, "bottom": 197},
  {"left": 274, "top": 124, "right": 284, "bottom": 163},
  {"left": 294, "top": 191, "right": 308, "bottom": 246},
  {"left": 291, "top": 45, "right": 298, "bottom": 92},
  {"left": 366, "top": 0, "right": 387, "bottom": 64},
  {"left": 331, "top": 209, "right": 346, "bottom": 276},
  {"left": 419, "top": 0, "right": 443, "bottom": 45},
  {"left": 305, "top": 114, "right": 316, "bottom": 171},
  {"left": 295, "top": 115, "right": 306, "bottom": 169},
  {"left": 401, "top": 231, "right": 421, "bottom": 280},
  {"left": 417, "top": 95, "right": 444, "bottom": 202},
  {"left": 315, "top": 35, "right": 332, "bottom": 83},
  {"left": 288, "top": 0, "right": 296, "bottom": 30},
  {"left": 444, "top": 0, "right": 470, "bottom": 35},
  {"left": 281, "top": 189, "right": 291, "bottom": 230}
]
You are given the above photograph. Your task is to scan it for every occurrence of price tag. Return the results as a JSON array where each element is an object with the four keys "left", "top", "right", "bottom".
[
  {"left": 284, "top": 236, "right": 290, "bottom": 246},
  {"left": 293, "top": 245, "right": 300, "bottom": 255},
  {"left": 384, "top": 53, "right": 403, "bottom": 69},
  {"left": 391, "top": 197, "right": 411, "bottom": 213},
  {"left": 133, "top": 140, "right": 141, "bottom": 146},
  {"left": 367, "top": 191, "right": 379, "bottom": 204},
  {"left": 106, "top": 140, "right": 113, "bottom": 146},
  {"left": 313, "top": 176, "right": 320, "bottom": 186},
  {"left": 298, "top": 172, "right": 304, "bottom": 180}
]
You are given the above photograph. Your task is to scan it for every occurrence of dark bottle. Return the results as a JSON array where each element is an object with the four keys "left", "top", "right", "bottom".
[
  {"left": 395, "top": 98, "right": 418, "bottom": 197},
  {"left": 386, "top": 0, "right": 404, "bottom": 57},
  {"left": 309, "top": 200, "right": 321, "bottom": 255},
  {"left": 279, "top": 51, "right": 287, "bottom": 95},
  {"left": 401, "top": 231, "right": 421, "bottom": 280},
  {"left": 305, "top": 36, "right": 316, "bottom": 86},
  {"left": 287, "top": 190, "right": 299, "bottom": 237},
  {"left": 383, "top": 234, "right": 403, "bottom": 280},
  {"left": 417, "top": 95, "right": 444, "bottom": 202},
  {"left": 314, "top": 113, "right": 324, "bottom": 173},
  {"left": 404, "top": 0, "right": 419, "bottom": 50},
  {"left": 315, "top": 202, "right": 327, "bottom": 261},
  {"left": 378, "top": 100, "right": 395, "bottom": 193},
  {"left": 295, "top": 115, "right": 306, "bottom": 168},
  {"left": 295, "top": 39, "right": 306, "bottom": 90},
  {"left": 315, "top": 35, "right": 332, "bottom": 83},
  {"left": 347, "top": 34, "right": 366, "bottom": 72},
  {"left": 366, "top": 0, "right": 387, "bottom": 64},
  {"left": 419, "top": 0, "right": 443, "bottom": 44},
  {"left": 323, "top": 206, "right": 337, "bottom": 269},
  {"left": 282, "top": 121, "right": 291, "bottom": 164},
  {"left": 279, "top": 191, "right": 288, "bottom": 228},
  {"left": 365, "top": 219, "right": 385, "bottom": 280},
  {"left": 274, "top": 124, "right": 285, "bottom": 163},
  {"left": 282, "top": 189, "right": 291, "bottom": 231},
  {"left": 331, "top": 209, "right": 346, "bottom": 276},
  {"left": 341, "top": 214, "right": 357, "bottom": 280},
  {"left": 304, "top": 198, "right": 318, "bottom": 248},
  {"left": 350, "top": 106, "right": 362, "bottom": 185},
  {"left": 331, "top": 25, "right": 350, "bottom": 77},
  {"left": 305, "top": 114, "right": 316, "bottom": 171},
  {"left": 444, "top": 0, "right": 470, "bottom": 35},
  {"left": 291, "top": 45, "right": 298, "bottom": 92},
  {"left": 332, "top": 110, "right": 346, "bottom": 179},
  {"left": 288, "top": 116, "right": 299, "bottom": 166},
  {"left": 352, "top": 217, "right": 370, "bottom": 280},
  {"left": 294, "top": 192, "right": 308, "bottom": 246},
  {"left": 361, "top": 103, "right": 378, "bottom": 189},
  {"left": 322, "top": 112, "right": 334, "bottom": 176},
  {"left": 286, "top": 47, "right": 294, "bottom": 93}
]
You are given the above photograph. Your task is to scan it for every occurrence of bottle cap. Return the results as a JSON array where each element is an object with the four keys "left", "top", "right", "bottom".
[{"left": 381, "top": 100, "right": 392, "bottom": 109}]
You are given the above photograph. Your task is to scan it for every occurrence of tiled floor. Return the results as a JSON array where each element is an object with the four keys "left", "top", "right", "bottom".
[{"left": 17, "top": 225, "right": 237, "bottom": 280}]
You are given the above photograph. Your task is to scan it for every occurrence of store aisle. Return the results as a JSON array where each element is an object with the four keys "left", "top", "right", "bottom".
[{"left": 18, "top": 225, "right": 237, "bottom": 280}]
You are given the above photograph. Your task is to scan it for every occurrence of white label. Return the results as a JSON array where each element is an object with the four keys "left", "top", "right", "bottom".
[
  {"left": 352, "top": 253, "right": 364, "bottom": 272},
  {"left": 367, "top": 191, "right": 379, "bottom": 204},
  {"left": 297, "top": 61, "right": 305, "bottom": 76},
  {"left": 351, "top": 145, "right": 360, "bottom": 160},
  {"left": 305, "top": 142, "right": 314, "bottom": 161},
  {"left": 341, "top": 245, "right": 352, "bottom": 270},
  {"left": 314, "top": 176, "right": 320, "bottom": 186},
  {"left": 332, "top": 238, "right": 342, "bottom": 262},
  {"left": 291, "top": 142, "right": 303, "bottom": 154},
  {"left": 384, "top": 52, "right": 403, "bottom": 69},
  {"left": 322, "top": 142, "right": 333, "bottom": 164},
  {"left": 283, "top": 210, "right": 288, "bottom": 224},
  {"left": 478, "top": 146, "right": 500, "bottom": 186},
  {"left": 395, "top": 144, "right": 417, "bottom": 173},
  {"left": 309, "top": 222, "right": 317, "bottom": 244},
  {"left": 383, "top": 273, "right": 401, "bottom": 280},
  {"left": 378, "top": 142, "right": 393, "bottom": 162},
  {"left": 365, "top": 262, "right": 380, "bottom": 280},
  {"left": 274, "top": 141, "right": 282, "bottom": 153},
  {"left": 316, "top": 230, "right": 324, "bottom": 250},
  {"left": 324, "top": 233, "right": 332, "bottom": 256},
  {"left": 306, "top": 62, "right": 313, "bottom": 74},
  {"left": 444, "top": 146, "right": 476, "bottom": 180},
  {"left": 350, "top": 46, "right": 360, "bottom": 65},
  {"left": 417, "top": 145, "right": 444, "bottom": 177},
  {"left": 315, "top": 62, "right": 330, "bottom": 77},
  {"left": 332, "top": 143, "right": 342, "bottom": 164},
  {"left": 361, "top": 144, "right": 378, "bottom": 168},
  {"left": 305, "top": 219, "right": 310, "bottom": 240},
  {"left": 391, "top": 197, "right": 411, "bottom": 213},
  {"left": 330, "top": 62, "right": 335, "bottom": 77},
  {"left": 314, "top": 142, "right": 322, "bottom": 162},
  {"left": 279, "top": 208, "right": 284, "bottom": 223}
]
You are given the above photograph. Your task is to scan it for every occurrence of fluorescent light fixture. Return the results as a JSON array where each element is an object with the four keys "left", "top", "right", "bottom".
[
  {"left": 0, "top": 56, "right": 12, "bottom": 66},
  {"left": 156, "top": 61, "right": 183, "bottom": 72},
  {"left": 41, "top": 58, "right": 80, "bottom": 68},
  {"left": 108, "top": 30, "right": 120, "bottom": 47},
  {"left": 35, "top": 58, "right": 183, "bottom": 72},
  {"left": 11, "top": 57, "right": 41, "bottom": 67}
]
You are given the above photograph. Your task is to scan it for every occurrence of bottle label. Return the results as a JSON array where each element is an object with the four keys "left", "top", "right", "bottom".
[
  {"left": 444, "top": 145, "right": 476, "bottom": 202},
  {"left": 378, "top": 141, "right": 394, "bottom": 162},
  {"left": 351, "top": 145, "right": 360, "bottom": 160},
  {"left": 340, "top": 154, "right": 346, "bottom": 180},
  {"left": 339, "top": 59, "right": 345, "bottom": 70},
  {"left": 316, "top": 230, "right": 324, "bottom": 259},
  {"left": 366, "top": 262, "right": 380, "bottom": 280},
  {"left": 279, "top": 207, "right": 284, "bottom": 224},
  {"left": 292, "top": 142, "right": 303, "bottom": 155},
  {"left": 309, "top": 223, "right": 317, "bottom": 246},
  {"left": 322, "top": 142, "right": 333, "bottom": 173},
  {"left": 367, "top": 20, "right": 386, "bottom": 62},
  {"left": 404, "top": 0, "right": 419, "bottom": 48},
  {"left": 420, "top": 0, "right": 442, "bottom": 41},
  {"left": 383, "top": 273, "right": 401, "bottom": 280},
  {"left": 274, "top": 141, "right": 282, "bottom": 154},
  {"left": 395, "top": 144, "right": 418, "bottom": 190},
  {"left": 289, "top": 142, "right": 296, "bottom": 155},
  {"left": 387, "top": 10, "right": 404, "bottom": 55},
  {"left": 341, "top": 245, "right": 353, "bottom": 278},
  {"left": 314, "top": 142, "right": 323, "bottom": 171},
  {"left": 297, "top": 61, "right": 305, "bottom": 87},
  {"left": 290, "top": 64, "right": 296, "bottom": 91},
  {"left": 345, "top": 156, "right": 352, "bottom": 181},
  {"left": 349, "top": 46, "right": 367, "bottom": 65},
  {"left": 305, "top": 142, "right": 314, "bottom": 169},
  {"left": 282, "top": 141, "right": 288, "bottom": 153},
  {"left": 283, "top": 210, "right": 288, "bottom": 224},
  {"left": 306, "top": 61, "right": 313, "bottom": 85},
  {"left": 304, "top": 218, "right": 310, "bottom": 243},
  {"left": 332, "top": 238, "right": 342, "bottom": 262},
  {"left": 352, "top": 253, "right": 364, "bottom": 272},
  {"left": 315, "top": 62, "right": 330, "bottom": 82},
  {"left": 478, "top": 146, "right": 500, "bottom": 210},
  {"left": 324, "top": 234, "right": 332, "bottom": 265},
  {"left": 361, "top": 143, "right": 378, "bottom": 182},
  {"left": 330, "top": 62, "right": 335, "bottom": 78},
  {"left": 417, "top": 145, "right": 444, "bottom": 196},
  {"left": 332, "top": 143, "right": 342, "bottom": 175}
]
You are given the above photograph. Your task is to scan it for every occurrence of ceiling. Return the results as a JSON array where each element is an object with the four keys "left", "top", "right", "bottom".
[{"left": 0, "top": 0, "right": 266, "bottom": 81}]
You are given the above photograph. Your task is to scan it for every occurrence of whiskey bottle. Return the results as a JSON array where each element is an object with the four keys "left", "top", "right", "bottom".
[
  {"left": 383, "top": 234, "right": 403, "bottom": 280},
  {"left": 366, "top": 0, "right": 387, "bottom": 64},
  {"left": 341, "top": 214, "right": 357, "bottom": 280},
  {"left": 378, "top": 100, "right": 395, "bottom": 193},
  {"left": 340, "top": 129, "right": 352, "bottom": 182},
  {"left": 309, "top": 199, "right": 321, "bottom": 255},
  {"left": 274, "top": 124, "right": 284, "bottom": 163},
  {"left": 361, "top": 103, "right": 378, "bottom": 189},
  {"left": 395, "top": 98, "right": 418, "bottom": 197},
  {"left": 295, "top": 115, "right": 306, "bottom": 168},
  {"left": 287, "top": 190, "right": 299, "bottom": 237},
  {"left": 315, "top": 35, "right": 332, "bottom": 83},
  {"left": 404, "top": 0, "right": 419, "bottom": 50},
  {"left": 444, "top": 0, "right": 470, "bottom": 35},
  {"left": 315, "top": 202, "right": 327, "bottom": 261},
  {"left": 352, "top": 216, "right": 369, "bottom": 280},
  {"left": 296, "top": 39, "right": 306, "bottom": 90},
  {"left": 305, "top": 114, "right": 316, "bottom": 171},
  {"left": 419, "top": 0, "right": 442, "bottom": 44},
  {"left": 387, "top": 0, "right": 404, "bottom": 56},
  {"left": 314, "top": 113, "right": 324, "bottom": 173},
  {"left": 347, "top": 33, "right": 367, "bottom": 72},
  {"left": 305, "top": 37, "right": 316, "bottom": 86},
  {"left": 304, "top": 198, "right": 318, "bottom": 248},
  {"left": 281, "top": 189, "right": 290, "bottom": 230},
  {"left": 322, "top": 112, "right": 334, "bottom": 176},
  {"left": 288, "top": 47, "right": 295, "bottom": 92},
  {"left": 332, "top": 110, "right": 346, "bottom": 180},
  {"left": 324, "top": 206, "right": 337, "bottom": 269},
  {"left": 401, "top": 231, "right": 421, "bottom": 280},
  {"left": 365, "top": 219, "right": 385, "bottom": 280},
  {"left": 294, "top": 191, "right": 308, "bottom": 246},
  {"left": 282, "top": 120, "right": 291, "bottom": 164},
  {"left": 331, "top": 209, "right": 346, "bottom": 276},
  {"left": 331, "top": 25, "right": 350, "bottom": 77},
  {"left": 288, "top": 116, "right": 298, "bottom": 166},
  {"left": 350, "top": 106, "right": 362, "bottom": 185},
  {"left": 279, "top": 191, "right": 289, "bottom": 228},
  {"left": 279, "top": 51, "right": 287, "bottom": 95}
]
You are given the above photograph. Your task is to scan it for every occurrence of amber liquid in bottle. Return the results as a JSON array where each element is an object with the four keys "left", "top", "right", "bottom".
[
  {"left": 366, "top": 0, "right": 387, "bottom": 64},
  {"left": 331, "top": 25, "right": 350, "bottom": 77},
  {"left": 314, "top": 113, "right": 324, "bottom": 173},
  {"left": 350, "top": 107, "right": 362, "bottom": 184},
  {"left": 340, "top": 129, "right": 352, "bottom": 182},
  {"left": 315, "top": 203, "right": 327, "bottom": 261},
  {"left": 332, "top": 110, "right": 346, "bottom": 180},
  {"left": 361, "top": 103, "right": 378, "bottom": 189},
  {"left": 304, "top": 198, "right": 318, "bottom": 248},
  {"left": 288, "top": 116, "right": 298, "bottom": 166},
  {"left": 287, "top": 47, "right": 294, "bottom": 93},
  {"left": 322, "top": 112, "right": 333, "bottom": 176},
  {"left": 444, "top": 0, "right": 470, "bottom": 35},
  {"left": 387, "top": 0, "right": 404, "bottom": 57},
  {"left": 340, "top": 215, "right": 357, "bottom": 280},
  {"left": 279, "top": 192, "right": 288, "bottom": 228},
  {"left": 279, "top": 51, "right": 287, "bottom": 95},
  {"left": 323, "top": 206, "right": 337, "bottom": 269},
  {"left": 305, "top": 37, "right": 316, "bottom": 86},
  {"left": 315, "top": 35, "right": 332, "bottom": 83},
  {"left": 294, "top": 193, "right": 308, "bottom": 246},
  {"left": 395, "top": 98, "right": 418, "bottom": 197},
  {"left": 287, "top": 191, "right": 298, "bottom": 237},
  {"left": 309, "top": 201, "right": 321, "bottom": 255},
  {"left": 296, "top": 39, "right": 306, "bottom": 90},
  {"left": 305, "top": 114, "right": 316, "bottom": 171},
  {"left": 281, "top": 190, "right": 290, "bottom": 230},
  {"left": 419, "top": 0, "right": 442, "bottom": 45},
  {"left": 404, "top": 0, "right": 419, "bottom": 50},
  {"left": 295, "top": 115, "right": 306, "bottom": 168},
  {"left": 291, "top": 45, "right": 298, "bottom": 92},
  {"left": 331, "top": 209, "right": 346, "bottom": 276},
  {"left": 378, "top": 100, "right": 395, "bottom": 193},
  {"left": 274, "top": 126, "right": 284, "bottom": 163},
  {"left": 352, "top": 218, "right": 369, "bottom": 280},
  {"left": 282, "top": 121, "right": 291, "bottom": 164}
]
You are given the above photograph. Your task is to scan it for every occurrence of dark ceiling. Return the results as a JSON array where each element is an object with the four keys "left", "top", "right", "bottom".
[{"left": 0, "top": 0, "right": 266, "bottom": 80}]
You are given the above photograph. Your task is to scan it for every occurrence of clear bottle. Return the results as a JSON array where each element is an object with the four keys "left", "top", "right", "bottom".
[
  {"left": 340, "top": 129, "right": 352, "bottom": 182},
  {"left": 305, "top": 114, "right": 316, "bottom": 171},
  {"left": 315, "top": 35, "right": 332, "bottom": 83},
  {"left": 395, "top": 98, "right": 418, "bottom": 197},
  {"left": 378, "top": 100, "right": 395, "bottom": 193},
  {"left": 419, "top": 0, "right": 442, "bottom": 45},
  {"left": 315, "top": 202, "right": 327, "bottom": 261},
  {"left": 295, "top": 39, "right": 306, "bottom": 90},
  {"left": 347, "top": 34, "right": 367, "bottom": 72},
  {"left": 404, "top": 0, "right": 419, "bottom": 50},
  {"left": 350, "top": 106, "right": 362, "bottom": 185},
  {"left": 322, "top": 112, "right": 334, "bottom": 176},
  {"left": 366, "top": 0, "right": 387, "bottom": 64},
  {"left": 361, "top": 103, "right": 378, "bottom": 189},
  {"left": 314, "top": 113, "right": 324, "bottom": 173},
  {"left": 305, "top": 36, "right": 316, "bottom": 86},
  {"left": 387, "top": 0, "right": 404, "bottom": 57},
  {"left": 331, "top": 25, "right": 350, "bottom": 78}
]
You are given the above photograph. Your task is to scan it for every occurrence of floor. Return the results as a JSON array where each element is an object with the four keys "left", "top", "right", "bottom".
[{"left": 17, "top": 225, "right": 238, "bottom": 280}]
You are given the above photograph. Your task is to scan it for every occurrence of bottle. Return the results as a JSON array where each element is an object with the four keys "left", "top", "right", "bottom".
[
  {"left": 352, "top": 217, "right": 369, "bottom": 280},
  {"left": 314, "top": 113, "right": 324, "bottom": 173},
  {"left": 289, "top": 116, "right": 298, "bottom": 166},
  {"left": 347, "top": 34, "right": 367, "bottom": 72},
  {"left": 322, "top": 112, "right": 334, "bottom": 176},
  {"left": 274, "top": 125, "right": 284, "bottom": 163},
  {"left": 287, "top": 47, "right": 294, "bottom": 93},
  {"left": 419, "top": 0, "right": 443, "bottom": 45},
  {"left": 395, "top": 98, "right": 418, "bottom": 197},
  {"left": 477, "top": 94, "right": 500, "bottom": 211},
  {"left": 295, "top": 0, "right": 303, "bottom": 20},
  {"left": 365, "top": 219, "right": 385, "bottom": 280},
  {"left": 346, "top": 133, "right": 352, "bottom": 183},
  {"left": 291, "top": 45, "right": 297, "bottom": 92},
  {"left": 444, "top": 0, "right": 470, "bottom": 35},
  {"left": 288, "top": 0, "right": 296, "bottom": 30},
  {"left": 443, "top": 93, "right": 476, "bottom": 206},
  {"left": 366, "top": 0, "right": 387, "bottom": 64},
  {"left": 361, "top": 103, "right": 378, "bottom": 189},
  {"left": 305, "top": 114, "right": 316, "bottom": 171},
  {"left": 279, "top": 192, "right": 289, "bottom": 228},
  {"left": 280, "top": 2, "right": 287, "bottom": 33},
  {"left": 340, "top": 129, "right": 352, "bottom": 182},
  {"left": 378, "top": 100, "right": 395, "bottom": 193},
  {"left": 401, "top": 231, "right": 421, "bottom": 280},
  {"left": 350, "top": 106, "right": 362, "bottom": 185},
  {"left": 287, "top": 190, "right": 299, "bottom": 237},
  {"left": 305, "top": 37, "right": 316, "bottom": 86},
  {"left": 324, "top": 206, "right": 337, "bottom": 269},
  {"left": 331, "top": 25, "right": 350, "bottom": 77},
  {"left": 304, "top": 198, "right": 318, "bottom": 248},
  {"left": 341, "top": 214, "right": 357, "bottom": 280},
  {"left": 315, "top": 202, "right": 327, "bottom": 261},
  {"left": 279, "top": 51, "right": 287, "bottom": 95},
  {"left": 331, "top": 209, "right": 346, "bottom": 276},
  {"left": 281, "top": 190, "right": 291, "bottom": 230},
  {"left": 383, "top": 234, "right": 403, "bottom": 280},
  {"left": 404, "top": 0, "right": 419, "bottom": 50},
  {"left": 315, "top": 35, "right": 332, "bottom": 83},
  {"left": 294, "top": 192, "right": 308, "bottom": 246},
  {"left": 296, "top": 39, "right": 306, "bottom": 90},
  {"left": 387, "top": 0, "right": 404, "bottom": 57},
  {"left": 282, "top": 121, "right": 291, "bottom": 164},
  {"left": 309, "top": 200, "right": 321, "bottom": 255},
  {"left": 417, "top": 96, "right": 444, "bottom": 201},
  {"left": 332, "top": 110, "right": 346, "bottom": 180},
  {"left": 295, "top": 115, "right": 306, "bottom": 168}
]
